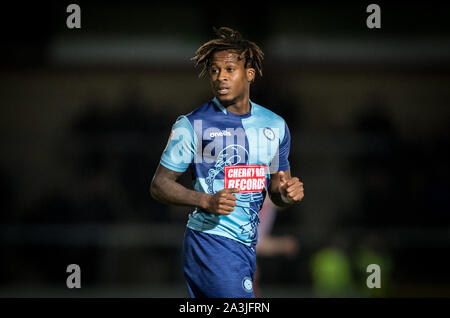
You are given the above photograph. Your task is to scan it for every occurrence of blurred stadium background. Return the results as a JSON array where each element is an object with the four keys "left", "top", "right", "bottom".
[{"left": 0, "top": 1, "right": 449, "bottom": 297}]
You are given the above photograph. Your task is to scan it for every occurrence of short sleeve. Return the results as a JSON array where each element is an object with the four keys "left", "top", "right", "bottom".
[
  {"left": 269, "top": 121, "right": 291, "bottom": 173},
  {"left": 160, "top": 115, "right": 198, "bottom": 172}
]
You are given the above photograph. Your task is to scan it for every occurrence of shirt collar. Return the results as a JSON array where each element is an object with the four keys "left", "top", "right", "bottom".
[{"left": 212, "top": 97, "right": 254, "bottom": 117}]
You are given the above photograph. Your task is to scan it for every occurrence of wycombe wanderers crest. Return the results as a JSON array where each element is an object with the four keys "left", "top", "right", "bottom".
[{"left": 263, "top": 127, "right": 275, "bottom": 141}]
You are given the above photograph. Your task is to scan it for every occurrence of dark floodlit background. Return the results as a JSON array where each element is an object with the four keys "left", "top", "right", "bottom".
[{"left": 1, "top": 1, "right": 449, "bottom": 297}]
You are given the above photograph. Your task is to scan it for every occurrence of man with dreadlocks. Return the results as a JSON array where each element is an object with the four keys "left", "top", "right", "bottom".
[{"left": 151, "top": 27, "right": 304, "bottom": 298}]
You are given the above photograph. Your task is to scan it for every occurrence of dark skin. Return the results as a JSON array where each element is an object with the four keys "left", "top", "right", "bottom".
[
  {"left": 210, "top": 50, "right": 253, "bottom": 114},
  {"left": 150, "top": 50, "right": 304, "bottom": 214}
]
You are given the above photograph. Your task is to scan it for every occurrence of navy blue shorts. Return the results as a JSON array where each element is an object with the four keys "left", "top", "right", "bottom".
[{"left": 182, "top": 228, "right": 256, "bottom": 298}]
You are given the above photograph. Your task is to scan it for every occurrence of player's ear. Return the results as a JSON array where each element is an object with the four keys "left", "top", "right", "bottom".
[{"left": 246, "top": 68, "right": 255, "bottom": 83}]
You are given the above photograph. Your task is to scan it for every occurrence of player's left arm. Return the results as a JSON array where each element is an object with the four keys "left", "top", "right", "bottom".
[{"left": 268, "top": 169, "right": 304, "bottom": 208}]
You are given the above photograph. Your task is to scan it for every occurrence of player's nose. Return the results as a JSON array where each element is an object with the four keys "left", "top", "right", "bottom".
[{"left": 218, "top": 70, "right": 228, "bottom": 82}]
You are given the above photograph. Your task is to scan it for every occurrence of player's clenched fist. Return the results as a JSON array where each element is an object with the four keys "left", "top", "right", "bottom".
[
  {"left": 278, "top": 171, "right": 304, "bottom": 203},
  {"left": 204, "top": 188, "right": 240, "bottom": 215}
]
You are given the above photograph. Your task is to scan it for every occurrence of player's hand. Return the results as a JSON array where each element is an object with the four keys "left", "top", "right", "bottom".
[
  {"left": 205, "top": 188, "right": 240, "bottom": 215},
  {"left": 278, "top": 171, "right": 304, "bottom": 203}
]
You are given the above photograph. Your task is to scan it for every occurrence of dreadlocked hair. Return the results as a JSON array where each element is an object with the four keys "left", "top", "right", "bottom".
[{"left": 191, "top": 27, "right": 264, "bottom": 79}]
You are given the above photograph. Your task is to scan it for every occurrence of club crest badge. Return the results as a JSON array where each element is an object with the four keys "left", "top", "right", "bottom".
[{"left": 263, "top": 127, "right": 275, "bottom": 141}]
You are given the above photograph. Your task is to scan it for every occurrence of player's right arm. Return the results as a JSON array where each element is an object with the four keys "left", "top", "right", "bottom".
[
  {"left": 150, "top": 164, "right": 239, "bottom": 215},
  {"left": 152, "top": 115, "right": 239, "bottom": 215}
]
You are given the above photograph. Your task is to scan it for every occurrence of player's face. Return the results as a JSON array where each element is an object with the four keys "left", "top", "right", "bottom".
[{"left": 209, "top": 50, "right": 255, "bottom": 106}]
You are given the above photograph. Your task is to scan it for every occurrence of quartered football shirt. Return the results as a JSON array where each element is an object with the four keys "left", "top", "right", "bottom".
[{"left": 160, "top": 97, "right": 290, "bottom": 247}]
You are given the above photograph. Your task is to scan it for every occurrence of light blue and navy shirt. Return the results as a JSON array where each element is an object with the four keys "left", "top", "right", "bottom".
[{"left": 160, "top": 97, "right": 291, "bottom": 247}]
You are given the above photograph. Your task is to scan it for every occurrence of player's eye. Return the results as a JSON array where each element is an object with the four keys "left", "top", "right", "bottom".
[{"left": 227, "top": 67, "right": 234, "bottom": 72}]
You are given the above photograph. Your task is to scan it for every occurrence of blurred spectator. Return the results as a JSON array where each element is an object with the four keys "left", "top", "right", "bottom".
[
  {"left": 309, "top": 234, "right": 355, "bottom": 297},
  {"left": 254, "top": 197, "right": 300, "bottom": 297},
  {"left": 257, "top": 198, "right": 299, "bottom": 257}
]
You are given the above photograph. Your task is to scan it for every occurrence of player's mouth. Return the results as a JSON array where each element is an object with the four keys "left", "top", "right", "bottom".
[{"left": 217, "top": 86, "right": 230, "bottom": 95}]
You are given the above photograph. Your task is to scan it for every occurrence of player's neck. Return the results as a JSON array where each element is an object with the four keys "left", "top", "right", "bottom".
[{"left": 225, "top": 96, "right": 251, "bottom": 115}]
